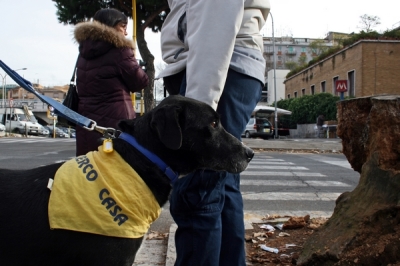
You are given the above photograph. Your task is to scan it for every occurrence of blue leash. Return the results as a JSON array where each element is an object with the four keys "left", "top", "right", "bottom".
[
  {"left": 0, "top": 60, "right": 178, "bottom": 183},
  {"left": 119, "top": 133, "right": 179, "bottom": 184},
  {"left": 0, "top": 60, "right": 94, "bottom": 129}
]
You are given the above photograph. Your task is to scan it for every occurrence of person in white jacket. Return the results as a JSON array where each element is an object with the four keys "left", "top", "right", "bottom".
[{"left": 158, "top": 1, "right": 271, "bottom": 265}]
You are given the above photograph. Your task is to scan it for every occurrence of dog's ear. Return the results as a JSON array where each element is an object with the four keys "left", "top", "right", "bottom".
[{"left": 151, "top": 105, "right": 182, "bottom": 150}]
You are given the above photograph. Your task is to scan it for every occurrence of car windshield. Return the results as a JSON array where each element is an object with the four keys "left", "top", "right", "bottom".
[
  {"left": 16, "top": 114, "right": 28, "bottom": 121},
  {"left": 29, "top": 116, "right": 38, "bottom": 122}
]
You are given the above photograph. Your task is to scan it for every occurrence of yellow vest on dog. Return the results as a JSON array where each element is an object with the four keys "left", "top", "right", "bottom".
[{"left": 48, "top": 147, "right": 161, "bottom": 238}]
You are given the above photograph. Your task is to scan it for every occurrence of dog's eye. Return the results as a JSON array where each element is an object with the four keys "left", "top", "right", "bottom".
[{"left": 211, "top": 121, "right": 218, "bottom": 128}]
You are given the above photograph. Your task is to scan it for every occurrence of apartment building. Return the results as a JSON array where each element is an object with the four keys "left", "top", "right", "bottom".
[{"left": 261, "top": 32, "right": 345, "bottom": 103}]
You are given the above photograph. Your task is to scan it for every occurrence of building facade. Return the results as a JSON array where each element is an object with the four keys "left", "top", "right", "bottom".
[
  {"left": 284, "top": 40, "right": 400, "bottom": 99},
  {"left": 262, "top": 33, "right": 340, "bottom": 76},
  {"left": 261, "top": 32, "right": 347, "bottom": 103}
]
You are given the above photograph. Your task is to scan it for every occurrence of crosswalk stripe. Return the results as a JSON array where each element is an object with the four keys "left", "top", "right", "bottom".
[
  {"left": 241, "top": 171, "right": 326, "bottom": 176},
  {"left": 240, "top": 180, "right": 350, "bottom": 187},
  {"left": 317, "top": 160, "right": 352, "bottom": 169},
  {"left": 246, "top": 165, "right": 309, "bottom": 170},
  {"left": 300, "top": 155, "right": 352, "bottom": 169},
  {"left": 249, "top": 161, "right": 295, "bottom": 165},
  {"left": 242, "top": 192, "right": 342, "bottom": 201},
  {"left": 252, "top": 159, "right": 285, "bottom": 162}
]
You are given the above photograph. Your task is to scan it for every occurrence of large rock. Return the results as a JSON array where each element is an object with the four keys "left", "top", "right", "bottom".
[{"left": 297, "top": 95, "right": 400, "bottom": 266}]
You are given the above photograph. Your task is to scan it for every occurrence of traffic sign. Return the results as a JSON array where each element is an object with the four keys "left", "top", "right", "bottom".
[
  {"left": 336, "top": 80, "right": 348, "bottom": 93},
  {"left": 47, "top": 105, "right": 57, "bottom": 119}
]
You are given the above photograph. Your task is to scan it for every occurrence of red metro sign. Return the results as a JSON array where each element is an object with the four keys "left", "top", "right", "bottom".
[{"left": 336, "top": 80, "right": 348, "bottom": 93}]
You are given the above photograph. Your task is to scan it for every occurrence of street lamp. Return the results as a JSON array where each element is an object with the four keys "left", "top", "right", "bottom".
[
  {"left": 270, "top": 12, "right": 278, "bottom": 139},
  {"left": 1, "top": 68, "right": 27, "bottom": 107}
]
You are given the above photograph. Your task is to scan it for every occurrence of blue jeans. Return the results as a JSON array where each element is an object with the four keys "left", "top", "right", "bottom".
[{"left": 169, "top": 69, "right": 262, "bottom": 266}]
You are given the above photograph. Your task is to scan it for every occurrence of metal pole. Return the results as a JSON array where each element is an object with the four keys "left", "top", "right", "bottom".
[
  {"left": 1, "top": 73, "right": 5, "bottom": 107},
  {"left": 270, "top": 12, "right": 278, "bottom": 139},
  {"left": 4, "top": 76, "right": 6, "bottom": 107}
]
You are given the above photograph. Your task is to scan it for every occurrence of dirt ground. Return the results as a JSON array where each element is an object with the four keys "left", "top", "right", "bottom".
[
  {"left": 245, "top": 215, "right": 324, "bottom": 265},
  {"left": 245, "top": 214, "right": 400, "bottom": 266}
]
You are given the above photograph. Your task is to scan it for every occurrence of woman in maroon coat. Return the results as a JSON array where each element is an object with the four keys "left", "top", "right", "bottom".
[{"left": 73, "top": 8, "right": 149, "bottom": 156}]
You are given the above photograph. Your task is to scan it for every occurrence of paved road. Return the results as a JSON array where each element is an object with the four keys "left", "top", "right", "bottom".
[
  {"left": 0, "top": 137, "right": 76, "bottom": 169},
  {"left": 241, "top": 151, "right": 359, "bottom": 217}
]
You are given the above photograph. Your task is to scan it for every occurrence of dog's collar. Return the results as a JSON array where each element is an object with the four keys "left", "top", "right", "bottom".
[{"left": 118, "top": 132, "right": 179, "bottom": 184}]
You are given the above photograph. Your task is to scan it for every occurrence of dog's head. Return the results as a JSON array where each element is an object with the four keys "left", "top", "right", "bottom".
[{"left": 118, "top": 95, "right": 254, "bottom": 175}]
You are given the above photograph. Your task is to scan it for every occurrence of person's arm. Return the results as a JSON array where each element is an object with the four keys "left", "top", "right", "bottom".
[
  {"left": 119, "top": 48, "right": 149, "bottom": 92},
  {"left": 185, "top": 0, "right": 244, "bottom": 110}
]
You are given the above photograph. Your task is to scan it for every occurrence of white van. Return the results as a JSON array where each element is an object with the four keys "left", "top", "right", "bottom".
[{"left": 0, "top": 107, "right": 47, "bottom": 136}]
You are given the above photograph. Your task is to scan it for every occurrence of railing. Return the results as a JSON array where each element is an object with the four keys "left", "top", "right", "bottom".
[
  {"left": 0, "top": 99, "right": 49, "bottom": 111},
  {"left": 0, "top": 99, "right": 145, "bottom": 114},
  {"left": 285, "top": 50, "right": 297, "bottom": 55}
]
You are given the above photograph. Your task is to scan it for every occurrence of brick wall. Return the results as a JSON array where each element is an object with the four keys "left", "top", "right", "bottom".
[{"left": 285, "top": 40, "right": 400, "bottom": 98}]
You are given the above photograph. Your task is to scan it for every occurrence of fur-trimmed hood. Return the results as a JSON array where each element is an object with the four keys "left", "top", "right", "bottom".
[{"left": 74, "top": 21, "right": 134, "bottom": 49}]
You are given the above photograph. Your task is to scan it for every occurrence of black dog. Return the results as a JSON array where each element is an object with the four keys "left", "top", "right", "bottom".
[{"left": 0, "top": 95, "right": 254, "bottom": 266}]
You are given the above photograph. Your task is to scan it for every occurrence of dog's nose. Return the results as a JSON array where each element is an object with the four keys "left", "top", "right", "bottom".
[{"left": 245, "top": 146, "right": 254, "bottom": 163}]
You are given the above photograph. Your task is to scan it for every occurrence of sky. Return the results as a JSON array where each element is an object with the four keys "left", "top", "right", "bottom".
[{"left": 1, "top": 0, "right": 399, "bottom": 87}]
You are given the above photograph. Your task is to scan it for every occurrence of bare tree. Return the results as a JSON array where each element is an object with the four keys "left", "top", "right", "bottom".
[
  {"left": 359, "top": 14, "right": 381, "bottom": 32},
  {"left": 308, "top": 40, "right": 330, "bottom": 57}
]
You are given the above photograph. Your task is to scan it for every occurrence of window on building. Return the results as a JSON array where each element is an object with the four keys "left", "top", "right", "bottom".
[
  {"left": 287, "top": 46, "right": 295, "bottom": 55},
  {"left": 301, "top": 47, "right": 306, "bottom": 53},
  {"left": 294, "top": 91, "right": 298, "bottom": 98},
  {"left": 260, "top": 84, "right": 268, "bottom": 102},
  {"left": 332, "top": 77, "right": 339, "bottom": 96},
  {"left": 259, "top": 95, "right": 268, "bottom": 102},
  {"left": 287, "top": 94, "right": 290, "bottom": 99},
  {"left": 348, "top": 70, "right": 355, "bottom": 97},
  {"left": 301, "top": 88, "right": 305, "bottom": 96},
  {"left": 321, "top": 81, "right": 326, "bottom": 93},
  {"left": 333, "top": 76, "right": 339, "bottom": 96},
  {"left": 311, "top": 85, "right": 315, "bottom": 95}
]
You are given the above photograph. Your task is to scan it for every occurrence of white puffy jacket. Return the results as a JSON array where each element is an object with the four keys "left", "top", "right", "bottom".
[{"left": 158, "top": 0, "right": 271, "bottom": 110}]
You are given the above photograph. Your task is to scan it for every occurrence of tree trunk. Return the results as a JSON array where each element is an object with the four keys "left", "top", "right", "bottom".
[
  {"left": 297, "top": 95, "right": 400, "bottom": 266},
  {"left": 136, "top": 25, "right": 155, "bottom": 114}
]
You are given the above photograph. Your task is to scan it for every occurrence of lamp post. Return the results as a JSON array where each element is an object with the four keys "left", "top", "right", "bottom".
[
  {"left": 1, "top": 68, "right": 27, "bottom": 107},
  {"left": 270, "top": 12, "right": 278, "bottom": 139}
]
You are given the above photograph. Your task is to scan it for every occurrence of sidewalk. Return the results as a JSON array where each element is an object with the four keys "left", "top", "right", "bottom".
[{"left": 133, "top": 138, "right": 343, "bottom": 266}]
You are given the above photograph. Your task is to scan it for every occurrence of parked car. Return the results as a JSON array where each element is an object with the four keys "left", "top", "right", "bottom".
[
  {"left": 44, "top": 126, "right": 69, "bottom": 138},
  {"left": 0, "top": 122, "right": 5, "bottom": 137},
  {"left": 0, "top": 107, "right": 44, "bottom": 135},
  {"left": 37, "top": 124, "right": 50, "bottom": 137},
  {"left": 58, "top": 126, "right": 76, "bottom": 138},
  {"left": 242, "top": 117, "right": 274, "bottom": 139}
]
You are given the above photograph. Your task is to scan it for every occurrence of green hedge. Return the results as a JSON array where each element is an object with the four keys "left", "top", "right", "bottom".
[{"left": 276, "top": 93, "right": 340, "bottom": 128}]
